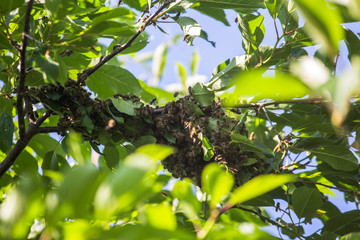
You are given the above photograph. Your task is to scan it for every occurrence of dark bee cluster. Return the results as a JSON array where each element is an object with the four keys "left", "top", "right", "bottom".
[
  {"left": 27, "top": 79, "right": 112, "bottom": 139},
  {"left": 27, "top": 81, "right": 270, "bottom": 186},
  {"left": 139, "top": 96, "right": 270, "bottom": 186}
]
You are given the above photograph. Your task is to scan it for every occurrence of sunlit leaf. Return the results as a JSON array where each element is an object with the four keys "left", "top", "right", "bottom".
[
  {"left": 223, "top": 70, "right": 309, "bottom": 107},
  {"left": 228, "top": 174, "right": 297, "bottom": 205},
  {"left": 143, "top": 202, "right": 177, "bottom": 231},
  {"left": 136, "top": 144, "right": 174, "bottom": 161},
  {"left": 152, "top": 43, "right": 168, "bottom": 84},
  {"left": 294, "top": 0, "right": 344, "bottom": 58},
  {"left": 177, "top": 17, "right": 201, "bottom": 46},
  {"left": 202, "top": 163, "right": 234, "bottom": 208}
]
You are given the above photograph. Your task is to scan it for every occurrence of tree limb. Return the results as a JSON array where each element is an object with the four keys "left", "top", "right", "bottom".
[
  {"left": 76, "top": 0, "right": 175, "bottom": 85},
  {"left": 16, "top": 0, "right": 34, "bottom": 139},
  {"left": 230, "top": 97, "right": 324, "bottom": 112},
  {"left": 0, "top": 110, "right": 52, "bottom": 178}
]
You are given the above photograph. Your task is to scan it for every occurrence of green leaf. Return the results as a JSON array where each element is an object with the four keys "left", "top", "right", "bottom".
[
  {"left": 230, "top": 133, "right": 267, "bottom": 154},
  {"left": 104, "top": 144, "right": 119, "bottom": 170},
  {"left": 0, "top": 34, "right": 13, "bottom": 50},
  {"left": 91, "top": 7, "right": 136, "bottom": 25},
  {"left": 136, "top": 144, "right": 174, "bottom": 161},
  {"left": 94, "top": 153, "right": 158, "bottom": 218},
  {"left": 223, "top": 70, "right": 309, "bottom": 106},
  {"left": 192, "top": 3, "right": 230, "bottom": 26},
  {"left": 29, "top": 134, "right": 66, "bottom": 158},
  {"left": 294, "top": 0, "right": 344, "bottom": 58},
  {"left": 122, "top": 0, "right": 147, "bottom": 11},
  {"left": 202, "top": 163, "right": 234, "bottom": 208},
  {"left": 42, "top": 151, "right": 60, "bottom": 171},
  {"left": 0, "top": 0, "right": 24, "bottom": 13},
  {"left": 237, "top": 13, "right": 265, "bottom": 53},
  {"left": 265, "top": 0, "right": 285, "bottom": 18},
  {"left": 198, "top": 132, "right": 214, "bottom": 161},
  {"left": 111, "top": 97, "right": 140, "bottom": 116},
  {"left": 64, "top": 132, "right": 91, "bottom": 165},
  {"left": 323, "top": 210, "right": 360, "bottom": 236},
  {"left": 191, "top": 82, "right": 214, "bottom": 106},
  {"left": 45, "top": 0, "right": 78, "bottom": 20},
  {"left": 292, "top": 186, "right": 323, "bottom": 219},
  {"left": 309, "top": 145, "right": 359, "bottom": 172},
  {"left": 144, "top": 202, "right": 177, "bottom": 231},
  {"left": 190, "top": 51, "right": 199, "bottom": 75},
  {"left": 344, "top": 27, "right": 360, "bottom": 60},
  {"left": 172, "top": 179, "right": 201, "bottom": 220},
  {"left": 177, "top": 17, "right": 201, "bottom": 46},
  {"left": 196, "top": 0, "right": 265, "bottom": 11},
  {"left": 176, "top": 63, "right": 187, "bottom": 90},
  {"left": 241, "top": 193, "right": 275, "bottom": 206},
  {"left": 229, "top": 174, "right": 297, "bottom": 205},
  {"left": 207, "top": 55, "right": 247, "bottom": 91},
  {"left": 12, "top": 150, "right": 38, "bottom": 176},
  {"left": 87, "top": 65, "right": 142, "bottom": 99},
  {"left": 0, "top": 112, "right": 14, "bottom": 153}
]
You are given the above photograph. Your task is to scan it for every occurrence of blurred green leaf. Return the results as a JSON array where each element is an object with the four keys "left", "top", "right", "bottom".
[
  {"left": 190, "top": 50, "right": 199, "bottom": 75},
  {"left": 88, "top": 65, "right": 142, "bottom": 99},
  {"left": 0, "top": 0, "right": 24, "bottom": 13},
  {"left": 143, "top": 202, "right": 177, "bottom": 231},
  {"left": 223, "top": 70, "right": 309, "bottom": 106},
  {"left": 104, "top": 144, "right": 119, "bottom": 170},
  {"left": 199, "top": 132, "right": 214, "bottom": 161},
  {"left": 292, "top": 186, "right": 323, "bottom": 219},
  {"left": 136, "top": 144, "right": 174, "bottom": 161},
  {"left": 172, "top": 179, "right": 201, "bottom": 220},
  {"left": 202, "top": 163, "right": 234, "bottom": 208},
  {"left": 176, "top": 63, "right": 187, "bottom": 90},
  {"left": 64, "top": 132, "right": 91, "bottom": 165},
  {"left": 12, "top": 150, "right": 38, "bottom": 176},
  {"left": 191, "top": 82, "right": 214, "bottom": 106},
  {"left": 229, "top": 174, "right": 297, "bottom": 205},
  {"left": 0, "top": 112, "right": 14, "bottom": 153},
  {"left": 294, "top": 0, "right": 344, "bottom": 58},
  {"left": 94, "top": 153, "right": 159, "bottom": 218},
  {"left": 152, "top": 43, "right": 168, "bottom": 84}
]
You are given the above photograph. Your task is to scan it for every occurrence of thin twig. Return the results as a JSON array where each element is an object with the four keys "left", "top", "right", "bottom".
[
  {"left": 77, "top": 0, "right": 174, "bottom": 85},
  {"left": 261, "top": 105, "right": 282, "bottom": 141},
  {"left": 231, "top": 98, "right": 324, "bottom": 112},
  {"left": 17, "top": 0, "right": 34, "bottom": 139}
]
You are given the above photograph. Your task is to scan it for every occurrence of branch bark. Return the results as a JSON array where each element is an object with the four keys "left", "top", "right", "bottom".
[
  {"left": 231, "top": 97, "right": 325, "bottom": 113},
  {"left": 0, "top": 110, "right": 52, "bottom": 178},
  {"left": 76, "top": 0, "right": 174, "bottom": 85},
  {"left": 16, "top": 0, "right": 34, "bottom": 139}
]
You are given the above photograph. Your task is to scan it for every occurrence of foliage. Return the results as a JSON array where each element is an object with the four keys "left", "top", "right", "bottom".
[{"left": 0, "top": 0, "right": 360, "bottom": 239}]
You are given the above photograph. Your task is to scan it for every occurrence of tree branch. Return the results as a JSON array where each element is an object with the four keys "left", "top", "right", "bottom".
[
  {"left": 230, "top": 97, "right": 324, "bottom": 112},
  {"left": 76, "top": 0, "right": 174, "bottom": 85},
  {"left": 16, "top": 0, "right": 34, "bottom": 139},
  {"left": 0, "top": 110, "right": 52, "bottom": 178}
]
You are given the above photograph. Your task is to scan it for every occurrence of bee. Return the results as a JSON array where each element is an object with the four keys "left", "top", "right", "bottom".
[
  {"left": 150, "top": 98, "right": 157, "bottom": 105},
  {"left": 117, "top": 0, "right": 122, "bottom": 6},
  {"left": 173, "top": 92, "right": 179, "bottom": 98}
]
